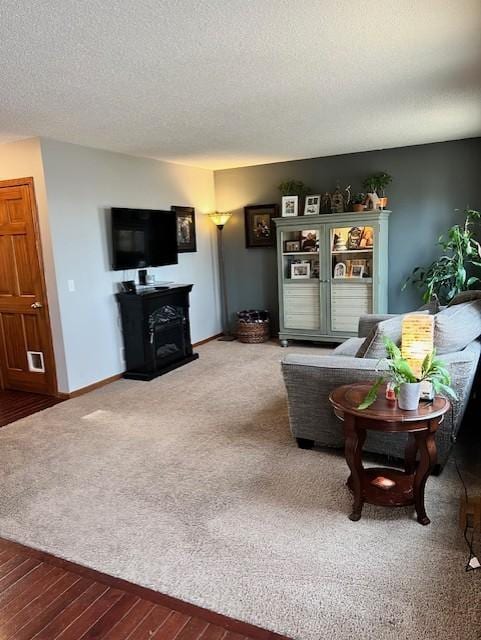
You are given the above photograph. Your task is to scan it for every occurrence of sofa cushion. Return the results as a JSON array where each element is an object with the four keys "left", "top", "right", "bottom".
[
  {"left": 448, "top": 290, "right": 481, "bottom": 307},
  {"left": 356, "top": 311, "right": 428, "bottom": 359},
  {"left": 333, "top": 337, "right": 365, "bottom": 356},
  {"left": 434, "top": 300, "right": 481, "bottom": 353}
]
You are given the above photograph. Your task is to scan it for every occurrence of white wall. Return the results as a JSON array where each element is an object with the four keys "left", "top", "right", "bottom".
[
  {"left": 0, "top": 138, "right": 69, "bottom": 390},
  {"left": 39, "top": 138, "right": 220, "bottom": 393}
]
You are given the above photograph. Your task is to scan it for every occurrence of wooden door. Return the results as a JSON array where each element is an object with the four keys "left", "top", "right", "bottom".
[{"left": 0, "top": 178, "right": 57, "bottom": 395}]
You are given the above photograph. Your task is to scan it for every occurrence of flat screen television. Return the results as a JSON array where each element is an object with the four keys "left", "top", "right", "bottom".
[{"left": 111, "top": 207, "right": 178, "bottom": 270}]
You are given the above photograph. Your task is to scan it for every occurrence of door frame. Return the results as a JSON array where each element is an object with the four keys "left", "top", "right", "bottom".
[{"left": 0, "top": 177, "right": 58, "bottom": 396}]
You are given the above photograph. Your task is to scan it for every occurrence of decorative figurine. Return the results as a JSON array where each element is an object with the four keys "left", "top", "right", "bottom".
[
  {"left": 364, "top": 192, "right": 380, "bottom": 210},
  {"left": 347, "top": 227, "right": 363, "bottom": 250},
  {"left": 334, "top": 234, "right": 348, "bottom": 252},
  {"left": 321, "top": 192, "right": 332, "bottom": 214},
  {"left": 331, "top": 184, "right": 344, "bottom": 213}
]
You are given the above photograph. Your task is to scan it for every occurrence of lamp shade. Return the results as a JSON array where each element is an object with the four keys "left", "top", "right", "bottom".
[
  {"left": 401, "top": 314, "right": 434, "bottom": 378},
  {"left": 208, "top": 212, "right": 232, "bottom": 227}
]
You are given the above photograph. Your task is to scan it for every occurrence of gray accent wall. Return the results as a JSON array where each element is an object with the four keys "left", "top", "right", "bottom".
[{"left": 214, "top": 138, "right": 481, "bottom": 330}]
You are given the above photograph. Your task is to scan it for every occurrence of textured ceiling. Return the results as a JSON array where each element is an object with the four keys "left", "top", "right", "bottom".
[{"left": 0, "top": 0, "right": 480, "bottom": 170}]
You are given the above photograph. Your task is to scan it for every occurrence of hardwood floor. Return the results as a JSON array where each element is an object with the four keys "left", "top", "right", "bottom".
[
  {"left": 0, "top": 390, "right": 62, "bottom": 427},
  {"left": 0, "top": 538, "right": 290, "bottom": 640}
]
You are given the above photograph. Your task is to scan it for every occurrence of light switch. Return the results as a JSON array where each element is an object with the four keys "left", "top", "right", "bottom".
[{"left": 67, "top": 279, "right": 75, "bottom": 292}]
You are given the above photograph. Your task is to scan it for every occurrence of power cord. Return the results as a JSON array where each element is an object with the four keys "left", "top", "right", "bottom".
[{"left": 450, "top": 405, "right": 480, "bottom": 572}]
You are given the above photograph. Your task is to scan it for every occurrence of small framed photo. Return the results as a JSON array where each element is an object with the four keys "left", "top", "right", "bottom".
[
  {"left": 282, "top": 195, "right": 298, "bottom": 217},
  {"left": 284, "top": 240, "right": 301, "bottom": 252},
  {"left": 333, "top": 262, "right": 347, "bottom": 278},
  {"left": 351, "top": 265, "right": 365, "bottom": 278},
  {"left": 300, "top": 230, "right": 318, "bottom": 252},
  {"left": 244, "top": 204, "right": 278, "bottom": 248},
  {"left": 291, "top": 262, "right": 311, "bottom": 279},
  {"left": 171, "top": 206, "right": 196, "bottom": 253},
  {"left": 304, "top": 195, "right": 321, "bottom": 216}
]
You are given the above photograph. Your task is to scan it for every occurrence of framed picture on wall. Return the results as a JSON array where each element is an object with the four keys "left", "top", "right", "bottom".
[
  {"left": 244, "top": 204, "right": 279, "bottom": 248},
  {"left": 171, "top": 206, "right": 197, "bottom": 253}
]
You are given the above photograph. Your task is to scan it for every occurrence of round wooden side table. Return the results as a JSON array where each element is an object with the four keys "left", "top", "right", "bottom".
[{"left": 329, "top": 383, "right": 450, "bottom": 525}]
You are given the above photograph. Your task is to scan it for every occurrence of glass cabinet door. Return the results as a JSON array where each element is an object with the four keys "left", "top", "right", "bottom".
[
  {"left": 281, "top": 227, "right": 320, "bottom": 282},
  {"left": 327, "top": 224, "right": 375, "bottom": 334},
  {"left": 280, "top": 226, "right": 322, "bottom": 332}
]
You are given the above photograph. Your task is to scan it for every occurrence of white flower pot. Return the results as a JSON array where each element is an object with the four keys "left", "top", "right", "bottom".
[{"left": 398, "top": 382, "right": 422, "bottom": 411}]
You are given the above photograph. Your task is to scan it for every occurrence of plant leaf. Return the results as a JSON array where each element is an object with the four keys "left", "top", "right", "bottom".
[{"left": 357, "top": 377, "right": 385, "bottom": 410}]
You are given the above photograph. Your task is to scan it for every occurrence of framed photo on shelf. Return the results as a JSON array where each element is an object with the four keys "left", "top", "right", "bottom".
[
  {"left": 300, "top": 229, "right": 318, "bottom": 252},
  {"left": 171, "top": 206, "right": 196, "bottom": 253},
  {"left": 284, "top": 240, "right": 301, "bottom": 252},
  {"left": 291, "top": 262, "right": 311, "bottom": 279},
  {"left": 359, "top": 226, "right": 374, "bottom": 248},
  {"left": 304, "top": 195, "right": 321, "bottom": 216},
  {"left": 333, "top": 262, "right": 347, "bottom": 278},
  {"left": 244, "top": 204, "right": 278, "bottom": 248},
  {"left": 351, "top": 265, "right": 365, "bottom": 278},
  {"left": 282, "top": 195, "right": 298, "bottom": 217}
]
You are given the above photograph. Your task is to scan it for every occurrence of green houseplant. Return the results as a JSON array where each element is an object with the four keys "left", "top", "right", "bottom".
[
  {"left": 278, "top": 179, "right": 311, "bottom": 198},
  {"left": 362, "top": 172, "right": 392, "bottom": 209},
  {"left": 351, "top": 192, "right": 366, "bottom": 212},
  {"left": 358, "top": 338, "right": 456, "bottom": 411},
  {"left": 404, "top": 208, "right": 481, "bottom": 304}
]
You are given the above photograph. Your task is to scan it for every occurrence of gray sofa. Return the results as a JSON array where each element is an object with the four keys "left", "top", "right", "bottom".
[{"left": 281, "top": 299, "right": 481, "bottom": 470}]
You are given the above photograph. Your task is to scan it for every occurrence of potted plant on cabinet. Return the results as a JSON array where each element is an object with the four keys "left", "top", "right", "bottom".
[
  {"left": 358, "top": 338, "right": 456, "bottom": 411},
  {"left": 362, "top": 172, "right": 392, "bottom": 209},
  {"left": 351, "top": 193, "right": 366, "bottom": 212}
]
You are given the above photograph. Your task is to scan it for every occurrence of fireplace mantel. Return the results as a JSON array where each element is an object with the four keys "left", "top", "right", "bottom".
[{"left": 116, "top": 284, "right": 198, "bottom": 380}]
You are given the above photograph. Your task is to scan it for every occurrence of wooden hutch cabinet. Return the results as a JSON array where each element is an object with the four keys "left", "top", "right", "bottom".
[{"left": 274, "top": 210, "right": 390, "bottom": 345}]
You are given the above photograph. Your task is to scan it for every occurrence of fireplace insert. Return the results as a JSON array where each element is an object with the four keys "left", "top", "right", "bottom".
[{"left": 148, "top": 304, "right": 186, "bottom": 369}]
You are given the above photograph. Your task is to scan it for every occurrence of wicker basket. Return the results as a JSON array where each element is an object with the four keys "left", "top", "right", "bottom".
[{"left": 236, "top": 319, "right": 270, "bottom": 343}]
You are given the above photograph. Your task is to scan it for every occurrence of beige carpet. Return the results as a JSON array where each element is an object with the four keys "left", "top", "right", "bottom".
[{"left": 0, "top": 341, "right": 479, "bottom": 639}]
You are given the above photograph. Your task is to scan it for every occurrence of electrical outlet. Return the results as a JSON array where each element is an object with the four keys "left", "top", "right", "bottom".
[
  {"left": 120, "top": 347, "right": 125, "bottom": 363},
  {"left": 67, "top": 279, "right": 75, "bottom": 292}
]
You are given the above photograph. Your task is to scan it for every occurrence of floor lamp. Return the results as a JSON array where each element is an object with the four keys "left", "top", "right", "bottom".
[{"left": 208, "top": 212, "right": 236, "bottom": 341}]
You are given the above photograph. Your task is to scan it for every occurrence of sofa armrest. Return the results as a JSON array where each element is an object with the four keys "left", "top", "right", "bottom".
[
  {"left": 282, "top": 352, "right": 388, "bottom": 371},
  {"left": 281, "top": 354, "right": 388, "bottom": 446},
  {"left": 358, "top": 314, "right": 397, "bottom": 338}
]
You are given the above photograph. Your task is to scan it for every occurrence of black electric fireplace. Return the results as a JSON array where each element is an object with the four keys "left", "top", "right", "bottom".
[{"left": 117, "top": 284, "right": 198, "bottom": 380}]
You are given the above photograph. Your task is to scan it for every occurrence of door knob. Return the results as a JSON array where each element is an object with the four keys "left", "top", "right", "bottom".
[{"left": 31, "top": 302, "right": 43, "bottom": 309}]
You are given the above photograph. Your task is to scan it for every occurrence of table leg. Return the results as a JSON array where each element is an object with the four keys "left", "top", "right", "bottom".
[
  {"left": 344, "top": 414, "right": 365, "bottom": 521},
  {"left": 414, "top": 428, "right": 437, "bottom": 525},
  {"left": 404, "top": 433, "right": 418, "bottom": 475}
]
